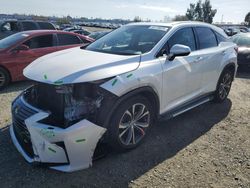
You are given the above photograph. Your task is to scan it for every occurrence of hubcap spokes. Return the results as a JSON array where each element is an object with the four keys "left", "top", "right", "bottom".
[
  {"left": 0, "top": 73, "right": 5, "bottom": 86},
  {"left": 119, "top": 103, "right": 150, "bottom": 146},
  {"left": 219, "top": 73, "right": 232, "bottom": 99}
]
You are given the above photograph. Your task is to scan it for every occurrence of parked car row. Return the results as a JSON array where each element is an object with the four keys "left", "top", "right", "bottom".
[
  {"left": 0, "top": 19, "right": 56, "bottom": 40},
  {"left": 221, "top": 26, "right": 250, "bottom": 37},
  {"left": 79, "top": 22, "right": 122, "bottom": 29}
]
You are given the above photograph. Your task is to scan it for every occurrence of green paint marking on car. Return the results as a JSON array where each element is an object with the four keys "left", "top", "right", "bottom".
[
  {"left": 40, "top": 129, "right": 55, "bottom": 138},
  {"left": 76, "top": 138, "right": 86, "bottom": 143},
  {"left": 48, "top": 147, "right": 56, "bottom": 153},
  {"left": 112, "top": 79, "right": 118, "bottom": 86},
  {"left": 44, "top": 74, "right": 48, "bottom": 80},
  {"left": 126, "top": 73, "right": 133, "bottom": 78},
  {"left": 54, "top": 80, "right": 63, "bottom": 85}
]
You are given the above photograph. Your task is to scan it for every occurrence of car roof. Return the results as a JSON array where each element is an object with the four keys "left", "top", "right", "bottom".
[
  {"left": 233, "top": 33, "right": 250, "bottom": 37},
  {"left": 128, "top": 21, "right": 227, "bottom": 38},
  {"left": 16, "top": 30, "right": 94, "bottom": 42},
  {"left": 18, "top": 30, "right": 80, "bottom": 35}
]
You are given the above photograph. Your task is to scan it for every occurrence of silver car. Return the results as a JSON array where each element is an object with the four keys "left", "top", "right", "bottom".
[{"left": 10, "top": 21, "right": 237, "bottom": 172}]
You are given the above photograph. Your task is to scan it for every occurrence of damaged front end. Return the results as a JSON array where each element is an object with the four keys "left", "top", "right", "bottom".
[{"left": 10, "top": 81, "right": 117, "bottom": 172}]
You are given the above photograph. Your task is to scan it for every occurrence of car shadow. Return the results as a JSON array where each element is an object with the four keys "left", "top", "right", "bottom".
[
  {"left": 236, "top": 69, "right": 250, "bottom": 79},
  {"left": 0, "top": 81, "right": 33, "bottom": 94},
  {"left": 0, "top": 99, "right": 232, "bottom": 188}
]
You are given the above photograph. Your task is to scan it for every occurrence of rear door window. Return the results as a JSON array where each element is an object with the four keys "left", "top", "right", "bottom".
[
  {"left": 195, "top": 27, "right": 217, "bottom": 49},
  {"left": 37, "top": 22, "right": 55, "bottom": 30},
  {"left": 57, "top": 34, "right": 82, "bottom": 46},
  {"left": 168, "top": 27, "right": 196, "bottom": 51},
  {"left": 21, "top": 22, "right": 37, "bottom": 31},
  {"left": 24, "top": 34, "right": 54, "bottom": 49}
]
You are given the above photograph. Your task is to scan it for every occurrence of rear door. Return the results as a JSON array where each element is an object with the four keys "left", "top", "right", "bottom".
[
  {"left": 194, "top": 27, "right": 225, "bottom": 94},
  {"left": 11, "top": 34, "right": 58, "bottom": 80},
  {"left": 56, "top": 33, "right": 84, "bottom": 50}
]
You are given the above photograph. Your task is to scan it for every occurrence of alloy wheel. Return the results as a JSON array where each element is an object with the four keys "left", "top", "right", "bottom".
[
  {"left": 118, "top": 103, "right": 150, "bottom": 146},
  {"left": 219, "top": 72, "right": 232, "bottom": 100},
  {"left": 0, "top": 71, "right": 5, "bottom": 87}
]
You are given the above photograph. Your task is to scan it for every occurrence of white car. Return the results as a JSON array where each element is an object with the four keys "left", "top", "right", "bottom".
[{"left": 10, "top": 21, "right": 237, "bottom": 172}]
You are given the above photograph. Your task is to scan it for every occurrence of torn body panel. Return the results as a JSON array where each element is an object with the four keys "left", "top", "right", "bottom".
[{"left": 10, "top": 83, "right": 112, "bottom": 172}]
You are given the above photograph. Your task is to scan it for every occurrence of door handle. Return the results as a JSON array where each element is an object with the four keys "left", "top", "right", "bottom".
[{"left": 194, "top": 56, "right": 203, "bottom": 63}]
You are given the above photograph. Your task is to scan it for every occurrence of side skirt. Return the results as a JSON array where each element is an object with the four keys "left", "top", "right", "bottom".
[{"left": 159, "top": 93, "right": 214, "bottom": 120}]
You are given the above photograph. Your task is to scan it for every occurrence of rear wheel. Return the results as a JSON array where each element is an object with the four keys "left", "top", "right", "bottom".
[
  {"left": 214, "top": 69, "right": 233, "bottom": 103},
  {"left": 108, "top": 96, "right": 154, "bottom": 152},
  {"left": 0, "top": 67, "right": 10, "bottom": 90}
]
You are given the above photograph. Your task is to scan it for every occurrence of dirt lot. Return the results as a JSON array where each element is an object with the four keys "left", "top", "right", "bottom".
[{"left": 0, "top": 73, "right": 249, "bottom": 188}]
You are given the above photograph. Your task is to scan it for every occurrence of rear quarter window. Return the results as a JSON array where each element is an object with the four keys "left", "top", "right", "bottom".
[
  {"left": 214, "top": 31, "right": 229, "bottom": 44},
  {"left": 57, "top": 34, "right": 82, "bottom": 46},
  {"left": 195, "top": 27, "right": 217, "bottom": 49}
]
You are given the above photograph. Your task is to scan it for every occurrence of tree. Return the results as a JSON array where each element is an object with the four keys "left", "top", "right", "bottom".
[
  {"left": 186, "top": 3, "right": 196, "bottom": 21},
  {"left": 173, "top": 15, "right": 188, "bottom": 21},
  {"left": 186, "top": 0, "right": 217, "bottom": 23},
  {"left": 202, "top": 0, "right": 217, "bottom": 23},
  {"left": 195, "top": 0, "right": 203, "bottom": 21},
  {"left": 245, "top": 12, "right": 250, "bottom": 26},
  {"left": 133, "top": 16, "right": 142, "bottom": 22}
]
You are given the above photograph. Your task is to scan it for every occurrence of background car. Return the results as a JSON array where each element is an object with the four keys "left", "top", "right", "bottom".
[
  {"left": 88, "top": 31, "right": 110, "bottom": 40},
  {"left": 0, "top": 20, "right": 56, "bottom": 40},
  {"left": 0, "top": 30, "right": 94, "bottom": 89},
  {"left": 231, "top": 33, "right": 250, "bottom": 70},
  {"left": 224, "top": 27, "right": 241, "bottom": 36},
  {"left": 70, "top": 29, "right": 91, "bottom": 36}
]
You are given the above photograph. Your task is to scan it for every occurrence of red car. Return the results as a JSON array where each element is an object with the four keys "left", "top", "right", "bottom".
[{"left": 0, "top": 30, "right": 94, "bottom": 89}]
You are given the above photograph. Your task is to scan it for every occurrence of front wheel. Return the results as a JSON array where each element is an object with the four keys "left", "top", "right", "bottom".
[
  {"left": 108, "top": 96, "right": 154, "bottom": 152},
  {"left": 214, "top": 69, "right": 233, "bottom": 103}
]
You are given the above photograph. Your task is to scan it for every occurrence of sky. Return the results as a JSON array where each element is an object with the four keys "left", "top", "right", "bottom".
[{"left": 0, "top": 0, "right": 249, "bottom": 23}]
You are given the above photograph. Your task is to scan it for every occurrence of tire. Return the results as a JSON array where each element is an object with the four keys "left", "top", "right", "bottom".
[
  {"left": 108, "top": 95, "right": 154, "bottom": 152},
  {"left": 214, "top": 69, "right": 233, "bottom": 103},
  {"left": 0, "top": 67, "right": 10, "bottom": 90}
]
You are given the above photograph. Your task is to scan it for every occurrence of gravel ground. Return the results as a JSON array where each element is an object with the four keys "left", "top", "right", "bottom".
[{"left": 0, "top": 73, "right": 249, "bottom": 188}]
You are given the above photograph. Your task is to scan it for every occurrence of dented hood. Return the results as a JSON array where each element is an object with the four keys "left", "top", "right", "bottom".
[{"left": 24, "top": 47, "right": 141, "bottom": 84}]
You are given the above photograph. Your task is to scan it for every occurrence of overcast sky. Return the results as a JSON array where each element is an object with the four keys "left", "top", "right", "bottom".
[{"left": 0, "top": 0, "right": 249, "bottom": 23}]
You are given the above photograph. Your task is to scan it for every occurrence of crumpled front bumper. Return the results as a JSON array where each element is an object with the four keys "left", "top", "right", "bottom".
[{"left": 10, "top": 97, "right": 106, "bottom": 172}]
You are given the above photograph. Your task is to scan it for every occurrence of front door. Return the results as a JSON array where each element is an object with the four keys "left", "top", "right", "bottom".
[
  {"left": 10, "top": 34, "right": 58, "bottom": 80},
  {"left": 160, "top": 27, "right": 203, "bottom": 112}
]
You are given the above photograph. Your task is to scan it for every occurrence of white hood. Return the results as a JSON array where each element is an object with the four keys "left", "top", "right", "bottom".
[{"left": 24, "top": 47, "right": 141, "bottom": 84}]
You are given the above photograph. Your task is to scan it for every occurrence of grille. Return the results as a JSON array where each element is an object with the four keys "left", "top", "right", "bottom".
[{"left": 12, "top": 96, "right": 38, "bottom": 158}]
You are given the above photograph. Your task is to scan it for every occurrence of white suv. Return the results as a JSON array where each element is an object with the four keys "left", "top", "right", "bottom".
[{"left": 10, "top": 21, "right": 237, "bottom": 172}]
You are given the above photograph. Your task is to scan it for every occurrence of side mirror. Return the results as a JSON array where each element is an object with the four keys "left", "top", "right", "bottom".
[
  {"left": 14, "top": 44, "right": 29, "bottom": 51},
  {"left": 168, "top": 44, "right": 191, "bottom": 61}
]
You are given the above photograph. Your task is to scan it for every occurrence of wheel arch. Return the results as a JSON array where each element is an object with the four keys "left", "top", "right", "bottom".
[
  {"left": 0, "top": 65, "right": 12, "bottom": 82},
  {"left": 221, "top": 63, "right": 236, "bottom": 80},
  {"left": 100, "top": 86, "right": 160, "bottom": 128}
]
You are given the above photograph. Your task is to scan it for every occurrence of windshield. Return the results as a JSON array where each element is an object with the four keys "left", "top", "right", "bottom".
[
  {"left": 86, "top": 25, "right": 169, "bottom": 55},
  {"left": 232, "top": 35, "right": 250, "bottom": 47},
  {"left": 0, "top": 32, "right": 28, "bottom": 49}
]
